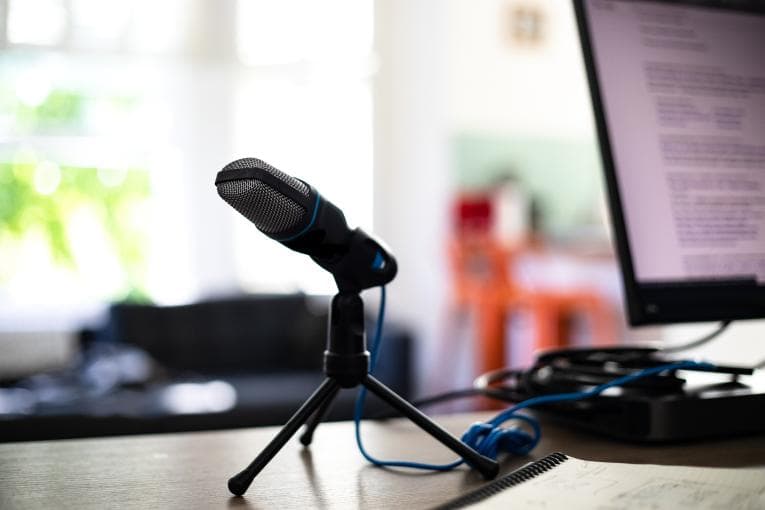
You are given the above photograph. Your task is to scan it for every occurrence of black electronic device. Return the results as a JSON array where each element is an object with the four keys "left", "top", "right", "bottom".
[
  {"left": 216, "top": 158, "right": 499, "bottom": 496},
  {"left": 476, "top": 347, "right": 765, "bottom": 442},
  {"left": 574, "top": 0, "right": 765, "bottom": 325}
]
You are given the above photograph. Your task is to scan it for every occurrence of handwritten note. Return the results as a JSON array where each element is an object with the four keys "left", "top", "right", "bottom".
[{"left": 470, "top": 457, "right": 765, "bottom": 509}]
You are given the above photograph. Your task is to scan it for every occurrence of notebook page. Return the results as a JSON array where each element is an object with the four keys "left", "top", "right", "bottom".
[{"left": 468, "top": 457, "right": 765, "bottom": 509}]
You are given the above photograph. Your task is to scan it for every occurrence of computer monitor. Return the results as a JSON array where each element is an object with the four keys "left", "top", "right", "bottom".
[{"left": 574, "top": 0, "right": 765, "bottom": 325}]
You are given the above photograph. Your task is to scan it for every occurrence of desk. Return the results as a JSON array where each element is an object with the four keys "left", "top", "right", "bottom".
[{"left": 1, "top": 412, "right": 764, "bottom": 509}]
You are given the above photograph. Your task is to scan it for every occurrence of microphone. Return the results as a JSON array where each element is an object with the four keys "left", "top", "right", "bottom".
[{"left": 215, "top": 157, "right": 397, "bottom": 292}]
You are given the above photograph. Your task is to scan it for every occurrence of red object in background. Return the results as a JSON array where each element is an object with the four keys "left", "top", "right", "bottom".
[
  {"left": 447, "top": 191, "right": 618, "bottom": 383},
  {"left": 453, "top": 194, "right": 493, "bottom": 234}
]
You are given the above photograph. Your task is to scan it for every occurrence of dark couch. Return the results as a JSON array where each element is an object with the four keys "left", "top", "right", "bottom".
[{"left": 0, "top": 293, "right": 412, "bottom": 442}]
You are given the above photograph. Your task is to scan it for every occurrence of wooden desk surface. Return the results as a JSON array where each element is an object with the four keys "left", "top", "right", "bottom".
[{"left": 1, "top": 412, "right": 764, "bottom": 509}]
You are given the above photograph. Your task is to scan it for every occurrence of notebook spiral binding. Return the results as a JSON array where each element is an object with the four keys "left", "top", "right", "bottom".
[{"left": 434, "top": 452, "right": 569, "bottom": 509}]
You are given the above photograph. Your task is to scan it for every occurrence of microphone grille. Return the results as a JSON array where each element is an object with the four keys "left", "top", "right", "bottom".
[
  {"left": 222, "top": 158, "right": 309, "bottom": 196},
  {"left": 217, "top": 179, "right": 305, "bottom": 234}
]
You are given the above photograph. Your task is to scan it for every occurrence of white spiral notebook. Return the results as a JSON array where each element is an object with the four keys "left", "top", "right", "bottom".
[{"left": 436, "top": 453, "right": 765, "bottom": 509}]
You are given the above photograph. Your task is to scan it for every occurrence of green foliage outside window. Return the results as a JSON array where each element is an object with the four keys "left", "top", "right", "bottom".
[
  {"left": 0, "top": 159, "right": 151, "bottom": 301},
  {"left": 13, "top": 90, "right": 86, "bottom": 132},
  {"left": 0, "top": 83, "right": 151, "bottom": 302}
]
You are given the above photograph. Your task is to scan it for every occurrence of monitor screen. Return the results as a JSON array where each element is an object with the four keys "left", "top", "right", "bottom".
[{"left": 575, "top": 0, "right": 765, "bottom": 324}]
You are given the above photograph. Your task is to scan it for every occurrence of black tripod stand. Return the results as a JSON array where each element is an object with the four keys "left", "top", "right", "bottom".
[{"left": 228, "top": 291, "right": 500, "bottom": 496}]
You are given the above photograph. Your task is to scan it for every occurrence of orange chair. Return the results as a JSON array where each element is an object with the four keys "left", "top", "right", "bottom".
[{"left": 448, "top": 235, "right": 617, "bottom": 375}]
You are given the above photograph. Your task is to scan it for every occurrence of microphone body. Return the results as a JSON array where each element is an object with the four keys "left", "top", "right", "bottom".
[{"left": 215, "top": 158, "right": 397, "bottom": 293}]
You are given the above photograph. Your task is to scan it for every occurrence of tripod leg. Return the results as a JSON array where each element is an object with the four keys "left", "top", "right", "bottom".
[
  {"left": 228, "top": 378, "right": 341, "bottom": 496},
  {"left": 299, "top": 384, "right": 341, "bottom": 446},
  {"left": 363, "top": 375, "right": 499, "bottom": 480}
]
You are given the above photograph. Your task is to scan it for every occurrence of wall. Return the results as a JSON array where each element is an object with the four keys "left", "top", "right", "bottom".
[
  {"left": 374, "top": 0, "right": 451, "bottom": 389},
  {"left": 447, "top": 0, "right": 594, "bottom": 138}
]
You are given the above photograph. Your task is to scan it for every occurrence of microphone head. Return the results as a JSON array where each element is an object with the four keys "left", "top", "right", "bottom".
[
  {"left": 215, "top": 156, "right": 396, "bottom": 291},
  {"left": 215, "top": 158, "right": 314, "bottom": 237}
]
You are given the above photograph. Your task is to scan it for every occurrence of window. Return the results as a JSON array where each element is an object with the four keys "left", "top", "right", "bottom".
[{"left": 0, "top": 0, "right": 374, "bottom": 331}]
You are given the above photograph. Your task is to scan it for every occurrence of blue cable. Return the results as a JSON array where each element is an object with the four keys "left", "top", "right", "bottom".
[
  {"left": 354, "top": 286, "right": 717, "bottom": 472},
  {"left": 354, "top": 286, "right": 465, "bottom": 470}
]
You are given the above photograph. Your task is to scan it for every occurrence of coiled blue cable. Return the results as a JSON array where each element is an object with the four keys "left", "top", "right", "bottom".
[{"left": 354, "top": 286, "right": 716, "bottom": 471}]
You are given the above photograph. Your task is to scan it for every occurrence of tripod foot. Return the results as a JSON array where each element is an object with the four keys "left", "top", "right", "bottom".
[
  {"left": 228, "top": 378, "right": 341, "bottom": 496},
  {"left": 228, "top": 470, "right": 254, "bottom": 497},
  {"left": 363, "top": 374, "right": 499, "bottom": 480},
  {"left": 300, "top": 385, "right": 341, "bottom": 446}
]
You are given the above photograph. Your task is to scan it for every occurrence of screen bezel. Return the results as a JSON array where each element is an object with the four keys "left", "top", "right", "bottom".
[{"left": 573, "top": 0, "right": 765, "bottom": 325}]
